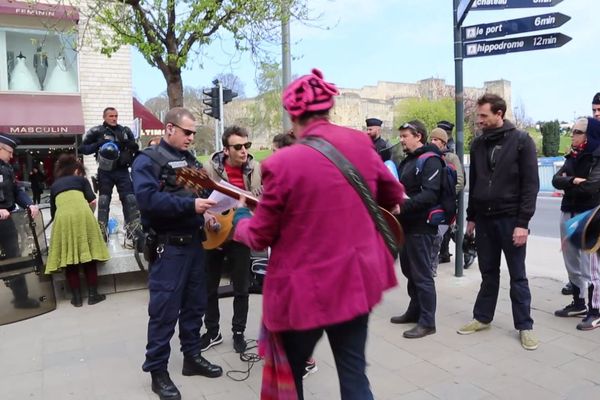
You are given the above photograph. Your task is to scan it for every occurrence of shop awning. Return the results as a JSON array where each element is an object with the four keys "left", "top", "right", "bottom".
[
  {"left": 133, "top": 97, "right": 164, "bottom": 131},
  {"left": 0, "top": 1, "right": 79, "bottom": 22},
  {"left": 0, "top": 93, "right": 85, "bottom": 135}
]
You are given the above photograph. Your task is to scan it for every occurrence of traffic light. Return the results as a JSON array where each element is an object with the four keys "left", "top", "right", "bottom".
[
  {"left": 203, "top": 86, "right": 221, "bottom": 119},
  {"left": 222, "top": 89, "right": 238, "bottom": 104}
]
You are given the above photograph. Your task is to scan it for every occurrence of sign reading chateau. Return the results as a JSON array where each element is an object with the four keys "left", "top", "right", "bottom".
[{"left": 471, "top": 0, "right": 563, "bottom": 10}]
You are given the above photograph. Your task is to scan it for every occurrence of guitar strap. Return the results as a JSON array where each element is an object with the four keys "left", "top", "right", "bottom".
[{"left": 300, "top": 136, "right": 398, "bottom": 258}]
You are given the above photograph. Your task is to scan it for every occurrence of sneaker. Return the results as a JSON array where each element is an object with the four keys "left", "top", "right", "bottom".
[
  {"left": 561, "top": 282, "right": 574, "bottom": 295},
  {"left": 200, "top": 331, "right": 223, "bottom": 352},
  {"left": 233, "top": 332, "right": 247, "bottom": 353},
  {"left": 519, "top": 329, "right": 538, "bottom": 350},
  {"left": 576, "top": 314, "right": 600, "bottom": 331},
  {"left": 457, "top": 319, "right": 490, "bottom": 335},
  {"left": 303, "top": 358, "right": 318, "bottom": 379},
  {"left": 554, "top": 301, "right": 587, "bottom": 317}
]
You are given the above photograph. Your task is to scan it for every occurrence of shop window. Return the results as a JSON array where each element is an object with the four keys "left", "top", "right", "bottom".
[{"left": 0, "top": 27, "right": 78, "bottom": 93}]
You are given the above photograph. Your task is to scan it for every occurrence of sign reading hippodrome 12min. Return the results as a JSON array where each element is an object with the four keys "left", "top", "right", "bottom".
[{"left": 460, "top": 0, "right": 571, "bottom": 58}]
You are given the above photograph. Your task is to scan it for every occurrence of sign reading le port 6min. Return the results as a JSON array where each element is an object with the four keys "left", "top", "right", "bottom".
[{"left": 462, "top": 12, "right": 570, "bottom": 41}]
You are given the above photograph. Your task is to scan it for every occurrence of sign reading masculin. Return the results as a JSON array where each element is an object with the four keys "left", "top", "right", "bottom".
[
  {"left": 462, "top": 12, "right": 570, "bottom": 41},
  {"left": 471, "top": 0, "right": 563, "bottom": 10},
  {"left": 463, "top": 32, "right": 571, "bottom": 58}
]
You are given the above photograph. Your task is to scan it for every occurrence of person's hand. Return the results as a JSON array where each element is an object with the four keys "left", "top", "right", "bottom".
[
  {"left": 0, "top": 209, "right": 10, "bottom": 220},
  {"left": 513, "top": 227, "right": 529, "bottom": 247},
  {"left": 28, "top": 205, "right": 39, "bottom": 219},
  {"left": 390, "top": 204, "right": 401, "bottom": 215},
  {"left": 466, "top": 221, "right": 476, "bottom": 236},
  {"left": 204, "top": 212, "right": 221, "bottom": 232},
  {"left": 573, "top": 177, "right": 587, "bottom": 185},
  {"left": 251, "top": 186, "right": 263, "bottom": 197},
  {"left": 237, "top": 195, "right": 247, "bottom": 208},
  {"left": 194, "top": 198, "right": 216, "bottom": 214}
]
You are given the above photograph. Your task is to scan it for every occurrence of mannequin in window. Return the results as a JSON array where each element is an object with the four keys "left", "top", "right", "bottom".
[
  {"left": 9, "top": 52, "right": 41, "bottom": 92},
  {"left": 33, "top": 46, "right": 49, "bottom": 90},
  {"left": 44, "top": 54, "right": 77, "bottom": 93}
]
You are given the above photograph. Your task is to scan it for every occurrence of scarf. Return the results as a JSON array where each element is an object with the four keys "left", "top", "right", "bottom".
[{"left": 568, "top": 141, "right": 587, "bottom": 159}]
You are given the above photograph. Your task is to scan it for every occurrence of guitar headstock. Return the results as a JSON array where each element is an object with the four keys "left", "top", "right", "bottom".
[{"left": 175, "top": 167, "right": 215, "bottom": 193}]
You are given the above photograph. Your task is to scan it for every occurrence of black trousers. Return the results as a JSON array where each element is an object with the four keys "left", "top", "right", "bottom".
[
  {"left": 473, "top": 215, "right": 534, "bottom": 330},
  {"left": 204, "top": 240, "right": 250, "bottom": 335},
  {"left": 399, "top": 233, "right": 437, "bottom": 328},
  {"left": 280, "top": 314, "right": 373, "bottom": 400}
]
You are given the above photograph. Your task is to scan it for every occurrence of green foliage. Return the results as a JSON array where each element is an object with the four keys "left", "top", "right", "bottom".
[
  {"left": 394, "top": 98, "right": 455, "bottom": 133},
  {"left": 247, "top": 62, "right": 284, "bottom": 138},
  {"left": 540, "top": 120, "right": 561, "bottom": 157}
]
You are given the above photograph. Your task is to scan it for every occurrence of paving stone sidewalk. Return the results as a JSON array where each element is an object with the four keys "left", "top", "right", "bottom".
[{"left": 1, "top": 235, "right": 599, "bottom": 400}]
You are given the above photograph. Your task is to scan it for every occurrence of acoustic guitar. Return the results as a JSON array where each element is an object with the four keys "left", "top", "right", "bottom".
[{"left": 175, "top": 167, "right": 404, "bottom": 249}]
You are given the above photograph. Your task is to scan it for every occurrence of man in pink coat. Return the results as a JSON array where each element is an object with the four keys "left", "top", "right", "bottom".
[{"left": 233, "top": 69, "right": 405, "bottom": 400}]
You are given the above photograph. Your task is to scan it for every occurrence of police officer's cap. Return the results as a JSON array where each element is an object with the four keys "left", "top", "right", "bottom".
[
  {"left": 366, "top": 118, "right": 383, "bottom": 127},
  {"left": 0, "top": 133, "right": 19, "bottom": 149}
]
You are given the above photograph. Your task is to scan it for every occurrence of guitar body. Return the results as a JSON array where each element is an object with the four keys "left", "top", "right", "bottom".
[
  {"left": 379, "top": 207, "right": 404, "bottom": 247},
  {"left": 203, "top": 210, "right": 234, "bottom": 250}
]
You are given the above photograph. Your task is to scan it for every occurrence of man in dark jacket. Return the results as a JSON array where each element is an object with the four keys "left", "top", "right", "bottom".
[
  {"left": 390, "top": 120, "right": 442, "bottom": 339},
  {"left": 366, "top": 118, "right": 392, "bottom": 161},
  {"left": 458, "top": 94, "right": 540, "bottom": 351}
]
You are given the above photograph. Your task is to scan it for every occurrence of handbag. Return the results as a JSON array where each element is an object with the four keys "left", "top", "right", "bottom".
[{"left": 300, "top": 136, "right": 400, "bottom": 258}]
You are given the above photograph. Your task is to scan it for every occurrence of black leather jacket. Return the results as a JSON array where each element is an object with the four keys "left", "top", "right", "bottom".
[{"left": 80, "top": 123, "right": 139, "bottom": 168}]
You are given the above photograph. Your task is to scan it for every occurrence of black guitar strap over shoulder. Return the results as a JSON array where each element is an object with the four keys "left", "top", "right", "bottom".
[{"left": 300, "top": 136, "right": 398, "bottom": 258}]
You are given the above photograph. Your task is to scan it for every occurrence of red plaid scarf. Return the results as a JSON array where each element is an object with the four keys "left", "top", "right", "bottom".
[
  {"left": 569, "top": 141, "right": 587, "bottom": 159},
  {"left": 259, "top": 324, "right": 298, "bottom": 400}
]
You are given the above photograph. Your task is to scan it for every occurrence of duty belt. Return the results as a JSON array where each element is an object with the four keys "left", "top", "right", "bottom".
[{"left": 156, "top": 233, "right": 194, "bottom": 246}]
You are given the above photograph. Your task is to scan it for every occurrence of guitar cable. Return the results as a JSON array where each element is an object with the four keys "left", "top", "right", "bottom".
[{"left": 225, "top": 338, "right": 262, "bottom": 382}]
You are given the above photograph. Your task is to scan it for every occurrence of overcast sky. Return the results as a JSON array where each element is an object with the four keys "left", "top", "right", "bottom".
[{"left": 132, "top": 0, "right": 596, "bottom": 123}]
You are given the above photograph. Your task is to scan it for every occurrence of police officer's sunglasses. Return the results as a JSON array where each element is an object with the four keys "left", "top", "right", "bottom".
[
  {"left": 227, "top": 142, "right": 252, "bottom": 150},
  {"left": 170, "top": 123, "right": 196, "bottom": 136}
]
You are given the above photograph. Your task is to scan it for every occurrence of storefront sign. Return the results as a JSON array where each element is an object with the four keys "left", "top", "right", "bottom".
[
  {"left": 4, "top": 126, "right": 80, "bottom": 135},
  {"left": 0, "top": 1, "right": 79, "bottom": 22}
]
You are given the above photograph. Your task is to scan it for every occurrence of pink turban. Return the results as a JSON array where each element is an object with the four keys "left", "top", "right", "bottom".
[{"left": 282, "top": 69, "right": 339, "bottom": 118}]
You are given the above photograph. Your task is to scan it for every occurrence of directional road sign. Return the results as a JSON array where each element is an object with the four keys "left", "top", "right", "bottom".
[
  {"left": 462, "top": 12, "right": 570, "bottom": 41},
  {"left": 463, "top": 32, "right": 571, "bottom": 58},
  {"left": 471, "top": 0, "right": 563, "bottom": 10}
]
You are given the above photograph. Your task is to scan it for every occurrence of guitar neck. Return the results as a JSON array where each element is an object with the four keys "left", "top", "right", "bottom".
[{"left": 213, "top": 183, "right": 259, "bottom": 208}]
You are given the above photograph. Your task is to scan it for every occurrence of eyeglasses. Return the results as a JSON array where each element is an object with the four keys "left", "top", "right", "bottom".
[
  {"left": 0, "top": 146, "right": 13, "bottom": 155},
  {"left": 170, "top": 123, "right": 196, "bottom": 136},
  {"left": 227, "top": 142, "right": 252, "bottom": 151}
]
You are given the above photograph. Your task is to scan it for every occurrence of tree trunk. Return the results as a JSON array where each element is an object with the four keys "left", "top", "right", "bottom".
[{"left": 164, "top": 68, "right": 184, "bottom": 108}]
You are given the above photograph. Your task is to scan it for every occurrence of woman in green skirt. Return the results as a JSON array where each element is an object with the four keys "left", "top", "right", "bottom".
[{"left": 46, "top": 154, "right": 109, "bottom": 307}]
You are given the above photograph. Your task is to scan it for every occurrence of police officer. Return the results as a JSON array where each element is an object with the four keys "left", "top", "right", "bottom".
[
  {"left": 366, "top": 118, "right": 392, "bottom": 161},
  {"left": 131, "top": 108, "right": 222, "bottom": 400},
  {"left": 79, "top": 107, "right": 139, "bottom": 240},
  {"left": 0, "top": 134, "right": 40, "bottom": 309}
]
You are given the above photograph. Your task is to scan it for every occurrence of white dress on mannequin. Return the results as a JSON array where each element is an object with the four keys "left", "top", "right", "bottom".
[
  {"left": 44, "top": 56, "right": 78, "bottom": 92},
  {"left": 9, "top": 55, "right": 41, "bottom": 91}
]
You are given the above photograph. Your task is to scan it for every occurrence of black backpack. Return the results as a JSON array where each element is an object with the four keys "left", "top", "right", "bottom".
[{"left": 416, "top": 152, "right": 458, "bottom": 225}]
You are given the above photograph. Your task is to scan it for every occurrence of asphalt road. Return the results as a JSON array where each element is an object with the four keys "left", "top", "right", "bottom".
[{"left": 529, "top": 195, "right": 562, "bottom": 239}]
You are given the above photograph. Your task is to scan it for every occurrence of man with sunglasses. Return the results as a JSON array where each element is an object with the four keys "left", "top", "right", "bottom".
[
  {"left": 132, "top": 108, "right": 223, "bottom": 400},
  {"left": 202, "top": 126, "right": 262, "bottom": 354},
  {"left": 79, "top": 107, "right": 140, "bottom": 243}
]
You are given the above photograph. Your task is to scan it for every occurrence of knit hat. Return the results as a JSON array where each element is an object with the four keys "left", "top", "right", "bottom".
[
  {"left": 572, "top": 118, "right": 588, "bottom": 134},
  {"left": 282, "top": 69, "right": 339, "bottom": 118},
  {"left": 430, "top": 128, "right": 448, "bottom": 144}
]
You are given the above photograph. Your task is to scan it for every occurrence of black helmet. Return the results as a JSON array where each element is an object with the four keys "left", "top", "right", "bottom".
[
  {"left": 462, "top": 233, "right": 477, "bottom": 269},
  {"left": 98, "top": 141, "right": 120, "bottom": 160}
]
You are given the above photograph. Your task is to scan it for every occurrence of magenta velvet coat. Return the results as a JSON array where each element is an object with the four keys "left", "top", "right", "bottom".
[{"left": 234, "top": 119, "right": 405, "bottom": 332}]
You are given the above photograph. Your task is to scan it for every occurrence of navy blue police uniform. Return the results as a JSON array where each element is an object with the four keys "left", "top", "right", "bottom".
[
  {"left": 0, "top": 134, "right": 40, "bottom": 309},
  {"left": 131, "top": 140, "right": 221, "bottom": 378},
  {"left": 79, "top": 122, "right": 139, "bottom": 235}
]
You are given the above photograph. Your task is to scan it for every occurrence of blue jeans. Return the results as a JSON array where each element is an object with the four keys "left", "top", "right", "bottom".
[{"left": 280, "top": 314, "right": 373, "bottom": 400}]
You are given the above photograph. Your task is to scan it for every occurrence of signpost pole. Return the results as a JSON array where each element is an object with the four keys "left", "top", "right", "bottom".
[{"left": 453, "top": 0, "right": 467, "bottom": 277}]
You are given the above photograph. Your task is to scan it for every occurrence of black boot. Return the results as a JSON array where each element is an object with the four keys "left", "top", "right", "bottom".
[
  {"left": 151, "top": 370, "right": 181, "bottom": 400},
  {"left": 182, "top": 354, "right": 223, "bottom": 377},
  {"left": 88, "top": 286, "right": 106, "bottom": 305},
  {"left": 71, "top": 288, "right": 83, "bottom": 307}
]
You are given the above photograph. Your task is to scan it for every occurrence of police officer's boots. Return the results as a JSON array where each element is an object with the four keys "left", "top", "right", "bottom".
[
  {"left": 88, "top": 286, "right": 106, "bottom": 305},
  {"left": 71, "top": 288, "right": 83, "bottom": 307},
  {"left": 151, "top": 370, "right": 181, "bottom": 400},
  {"left": 182, "top": 354, "right": 223, "bottom": 377}
]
